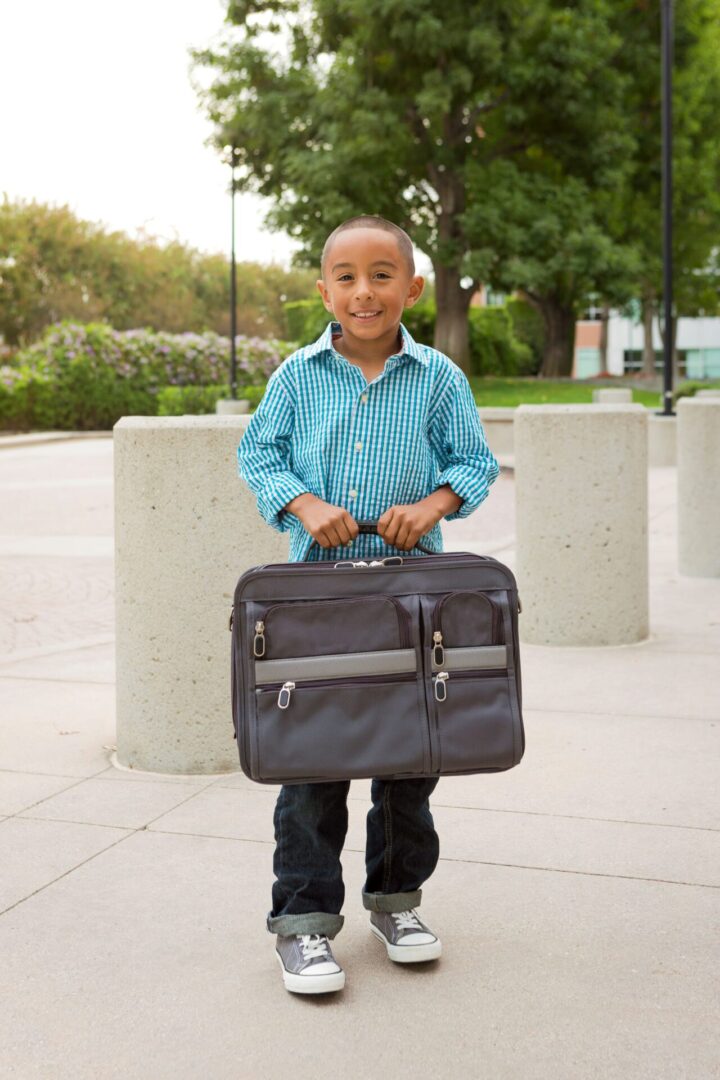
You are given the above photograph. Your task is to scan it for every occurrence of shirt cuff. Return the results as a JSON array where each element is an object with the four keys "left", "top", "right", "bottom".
[
  {"left": 257, "top": 473, "right": 311, "bottom": 532},
  {"left": 435, "top": 462, "right": 498, "bottom": 522}
]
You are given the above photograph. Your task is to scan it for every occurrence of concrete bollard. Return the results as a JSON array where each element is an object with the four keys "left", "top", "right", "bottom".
[
  {"left": 592, "top": 388, "right": 633, "bottom": 404},
  {"left": 477, "top": 407, "right": 515, "bottom": 455},
  {"left": 677, "top": 399, "right": 720, "bottom": 577},
  {"left": 215, "top": 398, "right": 250, "bottom": 414},
  {"left": 514, "top": 405, "right": 648, "bottom": 645},
  {"left": 648, "top": 414, "right": 676, "bottom": 466},
  {"left": 114, "top": 416, "right": 289, "bottom": 774}
]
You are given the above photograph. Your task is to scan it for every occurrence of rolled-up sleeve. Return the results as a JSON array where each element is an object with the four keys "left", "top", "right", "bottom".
[
  {"left": 236, "top": 368, "right": 310, "bottom": 532},
  {"left": 428, "top": 367, "right": 500, "bottom": 521}
]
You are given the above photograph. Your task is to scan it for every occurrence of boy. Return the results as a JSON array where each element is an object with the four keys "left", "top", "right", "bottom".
[{"left": 237, "top": 214, "right": 499, "bottom": 994}]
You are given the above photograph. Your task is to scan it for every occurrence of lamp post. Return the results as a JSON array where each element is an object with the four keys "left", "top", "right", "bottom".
[
  {"left": 215, "top": 145, "right": 249, "bottom": 416},
  {"left": 229, "top": 144, "right": 240, "bottom": 400},
  {"left": 660, "top": 0, "right": 675, "bottom": 416}
]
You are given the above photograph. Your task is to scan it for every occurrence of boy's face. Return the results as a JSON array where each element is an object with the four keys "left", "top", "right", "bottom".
[{"left": 316, "top": 228, "right": 424, "bottom": 345}]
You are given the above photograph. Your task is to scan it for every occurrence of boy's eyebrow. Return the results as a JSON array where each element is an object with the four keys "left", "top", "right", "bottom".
[{"left": 330, "top": 258, "right": 399, "bottom": 272}]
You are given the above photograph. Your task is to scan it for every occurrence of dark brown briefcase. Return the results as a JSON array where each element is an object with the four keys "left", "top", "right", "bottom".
[{"left": 229, "top": 522, "right": 524, "bottom": 784}]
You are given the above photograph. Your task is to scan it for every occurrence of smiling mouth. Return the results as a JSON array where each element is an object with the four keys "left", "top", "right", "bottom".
[{"left": 352, "top": 311, "right": 381, "bottom": 320}]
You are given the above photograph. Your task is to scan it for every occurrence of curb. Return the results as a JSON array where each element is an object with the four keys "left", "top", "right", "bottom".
[{"left": 0, "top": 431, "right": 113, "bottom": 450}]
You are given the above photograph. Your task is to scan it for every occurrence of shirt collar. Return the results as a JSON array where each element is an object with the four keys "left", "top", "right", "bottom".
[{"left": 305, "top": 320, "right": 430, "bottom": 367}]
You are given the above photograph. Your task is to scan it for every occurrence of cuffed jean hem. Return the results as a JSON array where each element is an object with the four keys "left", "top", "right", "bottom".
[
  {"left": 361, "top": 888, "right": 422, "bottom": 913},
  {"left": 266, "top": 911, "right": 345, "bottom": 939}
]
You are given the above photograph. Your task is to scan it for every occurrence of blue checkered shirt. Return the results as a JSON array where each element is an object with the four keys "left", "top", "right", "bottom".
[{"left": 236, "top": 320, "right": 499, "bottom": 562}]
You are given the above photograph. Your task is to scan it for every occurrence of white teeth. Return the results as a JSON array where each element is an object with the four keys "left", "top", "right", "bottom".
[{"left": 354, "top": 312, "right": 380, "bottom": 318}]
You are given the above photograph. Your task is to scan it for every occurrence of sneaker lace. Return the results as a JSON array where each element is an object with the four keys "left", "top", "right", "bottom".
[
  {"left": 299, "top": 934, "right": 331, "bottom": 960},
  {"left": 391, "top": 909, "right": 423, "bottom": 932}
]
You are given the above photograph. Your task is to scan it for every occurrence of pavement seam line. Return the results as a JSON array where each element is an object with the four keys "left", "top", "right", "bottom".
[
  {"left": 344, "top": 797, "right": 720, "bottom": 833},
  {"left": 118, "top": 828, "right": 720, "bottom": 891},
  {"left": 0, "top": 775, "right": 221, "bottom": 918},
  {"left": 0, "top": 765, "right": 115, "bottom": 818}
]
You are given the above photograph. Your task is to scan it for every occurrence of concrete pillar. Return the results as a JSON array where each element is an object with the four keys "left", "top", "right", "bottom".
[
  {"left": 514, "top": 405, "right": 648, "bottom": 645},
  {"left": 478, "top": 407, "right": 515, "bottom": 455},
  {"left": 648, "top": 414, "right": 677, "bottom": 466},
  {"left": 113, "top": 416, "right": 288, "bottom": 774},
  {"left": 677, "top": 398, "right": 720, "bottom": 577},
  {"left": 592, "top": 388, "right": 633, "bottom": 403},
  {"left": 215, "top": 399, "right": 250, "bottom": 414}
]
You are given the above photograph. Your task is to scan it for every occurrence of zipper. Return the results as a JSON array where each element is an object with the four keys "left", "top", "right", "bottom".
[
  {"left": 253, "top": 593, "right": 411, "bottom": 656},
  {"left": 430, "top": 591, "right": 502, "bottom": 665},
  {"left": 432, "top": 667, "right": 507, "bottom": 701},
  {"left": 257, "top": 671, "right": 416, "bottom": 710}
]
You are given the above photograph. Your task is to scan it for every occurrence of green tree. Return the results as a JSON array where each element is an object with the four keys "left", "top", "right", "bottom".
[
  {"left": 607, "top": 0, "right": 720, "bottom": 379},
  {"left": 0, "top": 197, "right": 317, "bottom": 345},
  {"left": 192, "top": 0, "right": 637, "bottom": 374}
]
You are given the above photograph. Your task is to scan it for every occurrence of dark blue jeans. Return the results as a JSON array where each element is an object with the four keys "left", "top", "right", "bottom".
[{"left": 267, "top": 777, "right": 440, "bottom": 938}]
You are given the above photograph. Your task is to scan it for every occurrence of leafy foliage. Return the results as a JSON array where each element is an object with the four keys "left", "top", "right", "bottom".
[
  {"left": 0, "top": 197, "right": 317, "bottom": 346},
  {"left": 0, "top": 322, "right": 293, "bottom": 431},
  {"left": 192, "top": 0, "right": 720, "bottom": 376}
]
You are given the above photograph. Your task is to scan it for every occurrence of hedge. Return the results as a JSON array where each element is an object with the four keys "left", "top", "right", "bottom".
[
  {"left": 0, "top": 322, "right": 294, "bottom": 431},
  {"left": 282, "top": 297, "right": 539, "bottom": 376}
]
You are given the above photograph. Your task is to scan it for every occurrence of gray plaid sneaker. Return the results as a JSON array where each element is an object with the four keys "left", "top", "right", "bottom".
[
  {"left": 275, "top": 934, "right": 345, "bottom": 994},
  {"left": 370, "top": 909, "right": 442, "bottom": 963}
]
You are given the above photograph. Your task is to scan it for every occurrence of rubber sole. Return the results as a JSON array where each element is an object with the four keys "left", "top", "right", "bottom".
[
  {"left": 275, "top": 950, "right": 346, "bottom": 994},
  {"left": 370, "top": 923, "right": 442, "bottom": 963}
]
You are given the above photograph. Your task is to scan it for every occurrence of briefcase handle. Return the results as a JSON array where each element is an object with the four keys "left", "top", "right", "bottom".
[{"left": 304, "top": 519, "right": 436, "bottom": 559}]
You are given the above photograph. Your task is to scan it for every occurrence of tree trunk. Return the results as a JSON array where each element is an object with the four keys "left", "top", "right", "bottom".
[
  {"left": 641, "top": 294, "right": 656, "bottom": 377},
  {"left": 433, "top": 261, "right": 473, "bottom": 375},
  {"left": 599, "top": 303, "right": 610, "bottom": 372},
  {"left": 532, "top": 296, "right": 576, "bottom": 378}
]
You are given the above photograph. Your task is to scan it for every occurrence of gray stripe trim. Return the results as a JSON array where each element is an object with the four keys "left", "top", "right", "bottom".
[
  {"left": 255, "top": 648, "right": 417, "bottom": 684},
  {"left": 432, "top": 645, "right": 507, "bottom": 671}
]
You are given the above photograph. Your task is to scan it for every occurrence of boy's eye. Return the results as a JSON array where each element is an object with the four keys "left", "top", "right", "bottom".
[{"left": 337, "top": 272, "right": 390, "bottom": 281}]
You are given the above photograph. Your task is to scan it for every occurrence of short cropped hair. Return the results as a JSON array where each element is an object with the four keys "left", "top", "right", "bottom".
[{"left": 321, "top": 215, "right": 415, "bottom": 279}]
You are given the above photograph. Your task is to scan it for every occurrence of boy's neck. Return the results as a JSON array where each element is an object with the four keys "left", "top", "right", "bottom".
[{"left": 331, "top": 322, "right": 403, "bottom": 367}]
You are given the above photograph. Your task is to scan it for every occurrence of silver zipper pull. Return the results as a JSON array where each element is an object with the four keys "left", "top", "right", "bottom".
[
  {"left": 277, "top": 681, "right": 295, "bottom": 709},
  {"left": 433, "top": 671, "right": 449, "bottom": 702},
  {"left": 432, "top": 631, "right": 444, "bottom": 666},
  {"left": 253, "top": 620, "right": 266, "bottom": 657}
]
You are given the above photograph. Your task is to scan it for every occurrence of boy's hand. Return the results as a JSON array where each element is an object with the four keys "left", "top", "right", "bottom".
[
  {"left": 378, "top": 487, "right": 462, "bottom": 551},
  {"left": 286, "top": 493, "right": 359, "bottom": 549}
]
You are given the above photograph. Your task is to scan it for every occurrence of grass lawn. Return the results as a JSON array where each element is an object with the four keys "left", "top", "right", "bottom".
[{"left": 468, "top": 377, "right": 663, "bottom": 408}]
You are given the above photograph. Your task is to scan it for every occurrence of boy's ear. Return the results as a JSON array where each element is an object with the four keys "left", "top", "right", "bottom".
[
  {"left": 404, "top": 275, "right": 425, "bottom": 308},
  {"left": 316, "top": 279, "right": 333, "bottom": 312}
]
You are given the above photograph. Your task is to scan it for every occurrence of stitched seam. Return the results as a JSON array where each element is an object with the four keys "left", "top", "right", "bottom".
[{"left": 382, "top": 784, "right": 393, "bottom": 893}]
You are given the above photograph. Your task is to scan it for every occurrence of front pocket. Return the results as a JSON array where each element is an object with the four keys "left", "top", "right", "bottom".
[
  {"left": 252, "top": 594, "right": 410, "bottom": 659},
  {"left": 430, "top": 670, "right": 520, "bottom": 773},
  {"left": 254, "top": 674, "right": 427, "bottom": 781},
  {"left": 430, "top": 591, "right": 503, "bottom": 666}
]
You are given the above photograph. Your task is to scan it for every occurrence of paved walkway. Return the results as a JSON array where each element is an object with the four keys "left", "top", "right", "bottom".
[{"left": 0, "top": 437, "right": 718, "bottom": 1080}]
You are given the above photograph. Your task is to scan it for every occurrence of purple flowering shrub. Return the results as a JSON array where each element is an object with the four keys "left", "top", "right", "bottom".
[{"left": 0, "top": 322, "right": 294, "bottom": 430}]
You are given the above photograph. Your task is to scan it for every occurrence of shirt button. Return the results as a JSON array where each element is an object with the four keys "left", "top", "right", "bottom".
[
  {"left": 349, "top": 489, "right": 357, "bottom": 499},
  {"left": 361, "top": 394, "right": 368, "bottom": 404},
  {"left": 355, "top": 441, "right": 363, "bottom": 451}
]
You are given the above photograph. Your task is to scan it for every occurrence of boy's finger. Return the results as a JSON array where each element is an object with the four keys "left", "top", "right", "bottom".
[
  {"left": 336, "top": 523, "right": 352, "bottom": 546},
  {"left": 326, "top": 527, "right": 344, "bottom": 548}
]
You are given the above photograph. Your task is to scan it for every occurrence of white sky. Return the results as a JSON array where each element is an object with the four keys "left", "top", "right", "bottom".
[
  {"left": 1, "top": 1, "right": 293, "bottom": 264},
  {"left": 1, "top": 1, "right": 432, "bottom": 277}
]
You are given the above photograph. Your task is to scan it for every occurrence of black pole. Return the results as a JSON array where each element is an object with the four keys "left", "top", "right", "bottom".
[
  {"left": 230, "top": 146, "right": 238, "bottom": 400},
  {"left": 661, "top": 0, "right": 674, "bottom": 415}
]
